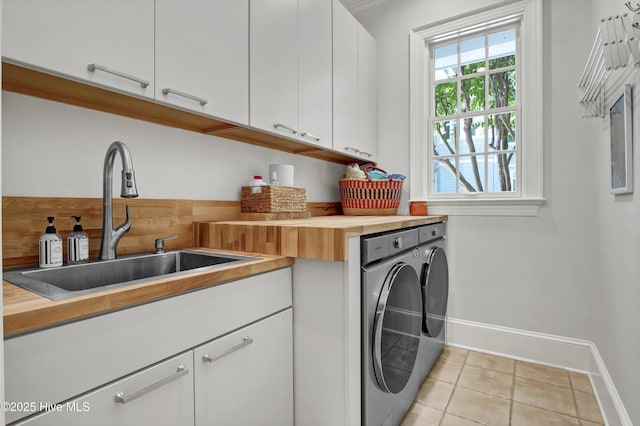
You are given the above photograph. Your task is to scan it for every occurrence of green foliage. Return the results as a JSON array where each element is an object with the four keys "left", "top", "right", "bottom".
[
  {"left": 435, "top": 82, "right": 456, "bottom": 116},
  {"left": 434, "top": 50, "right": 517, "bottom": 192}
]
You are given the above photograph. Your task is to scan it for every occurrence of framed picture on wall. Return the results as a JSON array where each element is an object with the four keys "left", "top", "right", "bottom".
[{"left": 609, "top": 83, "right": 633, "bottom": 194}]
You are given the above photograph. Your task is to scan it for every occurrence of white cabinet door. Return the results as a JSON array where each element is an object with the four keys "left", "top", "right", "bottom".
[
  {"left": 155, "top": 0, "right": 249, "bottom": 124},
  {"left": 298, "top": 0, "right": 333, "bottom": 149},
  {"left": 2, "top": 0, "right": 154, "bottom": 98},
  {"left": 13, "top": 352, "right": 194, "bottom": 426},
  {"left": 250, "top": 0, "right": 299, "bottom": 138},
  {"left": 357, "top": 25, "right": 378, "bottom": 162},
  {"left": 194, "top": 309, "right": 293, "bottom": 426},
  {"left": 332, "top": 0, "right": 359, "bottom": 157}
]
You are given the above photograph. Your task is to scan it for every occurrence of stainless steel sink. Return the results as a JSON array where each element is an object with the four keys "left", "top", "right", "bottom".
[{"left": 3, "top": 250, "right": 257, "bottom": 300}]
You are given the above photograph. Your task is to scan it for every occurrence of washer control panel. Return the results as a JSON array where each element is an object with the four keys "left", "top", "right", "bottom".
[
  {"left": 388, "top": 229, "right": 419, "bottom": 256},
  {"left": 419, "top": 222, "right": 446, "bottom": 244},
  {"left": 361, "top": 223, "right": 446, "bottom": 265}
]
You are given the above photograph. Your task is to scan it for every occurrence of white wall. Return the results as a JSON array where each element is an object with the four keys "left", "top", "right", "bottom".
[
  {"left": 590, "top": 0, "right": 640, "bottom": 423},
  {"left": 1, "top": 92, "right": 344, "bottom": 201},
  {"left": 357, "top": 0, "right": 596, "bottom": 338},
  {"left": 357, "top": 0, "right": 639, "bottom": 423}
]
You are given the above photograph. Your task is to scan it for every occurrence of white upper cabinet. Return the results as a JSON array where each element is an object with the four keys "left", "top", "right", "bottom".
[
  {"left": 358, "top": 25, "right": 378, "bottom": 160},
  {"left": 250, "top": 0, "right": 333, "bottom": 149},
  {"left": 332, "top": 0, "right": 378, "bottom": 162},
  {"left": 249, "top": 0, "right": 299, "bottom": 138},
  {"left": 2, "top": 0, "right": 154, "bottom": 98},
  {"left": 155, "top": 0, "right": 249, "bottom": 124},
  {"left": 298, "top": 0, "right": 333, "bottom": 149},
  {"left": 332, "top": 0, "right": 360, "bottom": 157}
]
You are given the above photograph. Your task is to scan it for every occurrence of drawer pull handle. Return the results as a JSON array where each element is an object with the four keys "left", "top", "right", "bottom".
[
  {"left": 114, "top": 364, "right": 188, "bottom": 404},
  {"left": 300, "top": 132, "right": 321, "bottom": 142},
  {"left": 344, "top": 146, "right": 360, "bottom": 154},
  {"left": 359, "top": 150, "right": 373, "bottom": 158},
  {"left": 161, "top": 88, "right": 208, "bottom": 106},
  {"left": 87, "top": 63, "right": 150, "bottom": 88},
  {"left": 202, "top": 336, "right": 253, "bottom": 363},
  {"left": 273, "top": 123, "right": 298, "bottom": 135}
]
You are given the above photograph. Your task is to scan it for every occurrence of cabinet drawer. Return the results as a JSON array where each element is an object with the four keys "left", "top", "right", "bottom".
[
  {"left": 194, "top": 309, "right": 293, "bottom": 426},
  {"left": 12, "top": 352, "right": 194, "bottom": 426}
]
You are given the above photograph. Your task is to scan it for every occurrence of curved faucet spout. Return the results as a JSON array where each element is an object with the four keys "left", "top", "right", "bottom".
[{"left": 100, "top": 141, "right": 139, "bottom": 260}]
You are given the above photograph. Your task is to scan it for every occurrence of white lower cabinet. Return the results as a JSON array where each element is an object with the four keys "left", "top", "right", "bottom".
[
  {"left": 13, "top": 352, "right": 194, "bottom": 426},
  {"left": 194, "top": 309, "right": 293, "bottom": 426},
  {"left": 6, "top": 268, "right": 293, "bottom": 426},
  {"left": 14, "top": 309, "right": 293, "bottom": 426}
]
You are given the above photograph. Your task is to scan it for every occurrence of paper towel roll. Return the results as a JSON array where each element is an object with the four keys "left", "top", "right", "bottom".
[{"left": 269, "top": 164, "right": 294, "bottom": 187}]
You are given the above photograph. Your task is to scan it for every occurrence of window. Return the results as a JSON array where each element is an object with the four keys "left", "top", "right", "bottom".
[
  {"left": 432, "top": 26, "right": 518, "bottom": 194},
  {"left": 410, "top": 0, "right": 543, "bottom": 216}
]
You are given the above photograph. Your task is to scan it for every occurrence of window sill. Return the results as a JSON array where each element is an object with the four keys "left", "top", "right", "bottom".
[{"left": 425, "top": 198, "right": 545, "bottom": 217}]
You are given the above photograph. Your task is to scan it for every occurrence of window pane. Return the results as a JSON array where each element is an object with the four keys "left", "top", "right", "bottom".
[
  {"left": 433, "top": 120, "right": 457, "bottom": 155},
  {"left": 433, "top": 158, "right": 457, "bottom": 193},
  {"left": 460, "top": 36, "right": 485, "bottom": 75},
  {"left": 459, "top": 155, "right": 485, "bottom": 192},
  {"left": 435, "top": 81, "right": 457, "bottom": 116},
  {"left": 487, "top": 153, "right": 517, "bottom": 192},
  {"left": 487, "top": 113, "right": 516, "bottom": 151},
  {"left": 488, "top": 28, "right": 516, "bottom": 69},
  {"left": 460, "top": 77, "right": 485, "bottom": 112},
  {"left": 434, "top": 43, "right": 458, "bottom": 80},
  {"left": 489, "top": 70, "right": 516, "bottom": 108},
  {"left": 459, "top": 116, "right": 485, "bottom": 154}
]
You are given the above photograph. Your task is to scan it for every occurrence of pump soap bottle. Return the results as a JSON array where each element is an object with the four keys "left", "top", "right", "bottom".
[
  {"left": 39, "top": 216, "right": 63, "bottom": 268},
  {"left": 68, "top": 216, "right": 89, "bottom": 264}
]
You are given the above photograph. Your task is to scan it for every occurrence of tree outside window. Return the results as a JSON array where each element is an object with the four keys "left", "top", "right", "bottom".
[{"left": 431, "top": 27, "right": 518, "bottom": 194}]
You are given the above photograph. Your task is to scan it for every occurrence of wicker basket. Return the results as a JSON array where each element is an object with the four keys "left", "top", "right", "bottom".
[
  {"left": 339, "top": 166, "right": 403, "bottom": 215},
  {"left": 241, "top": 186, "right": 307, "bottom": 213}
]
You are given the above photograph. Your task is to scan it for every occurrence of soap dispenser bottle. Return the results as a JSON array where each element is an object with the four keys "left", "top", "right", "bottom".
[
  {"left": 39, "top": 216, "right": 63, "bottom": 268},
  {"left": 67, "top": 216, "right": 89, "bottom": 264}
]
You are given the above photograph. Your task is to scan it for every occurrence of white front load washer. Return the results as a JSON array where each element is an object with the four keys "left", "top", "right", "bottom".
[{"left": 361, "top": 223, "right": 448, "bottom": 426}]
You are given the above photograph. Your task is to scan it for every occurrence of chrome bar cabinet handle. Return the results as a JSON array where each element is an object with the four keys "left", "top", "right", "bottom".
[
  {"left": 300, "top": 132, "right": 321, "bottom": 142},
  {"left": 87, "top": 63, "right": 150, "bottom": 88},
  {"left": 161, "top": 88, "right": 208, "bottom": 106},
  {"left": 273, "top": 123, "right": 298, "bottom": 135},
  {"left": 202, "top": 336, "right": 253, "bottom": 363},
  {"left": 359, "top": 150, "right": 373, "bottom": 157},
  {"left": 114, "top": 364, "right": 188, "bottom": 404},
  {"left": 344, "top": 146, "right": 360, "bottom": 153}
]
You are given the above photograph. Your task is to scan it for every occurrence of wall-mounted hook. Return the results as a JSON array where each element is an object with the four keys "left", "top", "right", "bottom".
[{"left": 625, "top": 2, "right": 640, "bottom": 12}]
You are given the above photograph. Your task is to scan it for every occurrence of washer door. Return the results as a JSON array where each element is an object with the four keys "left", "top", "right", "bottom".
[
  {"left": 372, "top": 262, "right": 422, "bottom": 394},
  {"left": 422, "top": 247, "right": 449, "bottom": 337}
]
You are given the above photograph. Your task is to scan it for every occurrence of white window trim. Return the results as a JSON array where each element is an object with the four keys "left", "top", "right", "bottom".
[{"left": 409, "top": 0, "right": 544, "bottom": 216}]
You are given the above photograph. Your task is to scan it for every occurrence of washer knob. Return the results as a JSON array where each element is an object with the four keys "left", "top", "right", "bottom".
[
  {"left": 431, "top": 227, "right": 437, "bottom": 236},
  {"left": 393, "top": 237, "right": 403, "bottom": 249}
]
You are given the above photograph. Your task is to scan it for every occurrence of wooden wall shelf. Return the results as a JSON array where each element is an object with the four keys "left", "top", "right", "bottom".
[{"left": 2, "top": 61, "right": 360, "bottom": 165}]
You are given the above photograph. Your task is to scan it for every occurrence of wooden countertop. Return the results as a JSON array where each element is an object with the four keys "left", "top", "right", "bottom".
[
  {"left": 196, "top": 215, "right": 447, "bottom": 262},
  {"left": 3, "top": 248, "right": 293, "bottom": 337}
]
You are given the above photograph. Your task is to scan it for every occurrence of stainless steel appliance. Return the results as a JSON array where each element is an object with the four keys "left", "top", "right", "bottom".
[{"left": 361, "top": 223, "right": 448, "bottom": 426}]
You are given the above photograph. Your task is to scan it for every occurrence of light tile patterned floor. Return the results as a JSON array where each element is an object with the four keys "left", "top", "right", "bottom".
[{"left": 401, "top": 346, "right": 605, "bottom": 426}]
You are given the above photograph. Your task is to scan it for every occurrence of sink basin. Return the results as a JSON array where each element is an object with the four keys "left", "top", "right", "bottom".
[{"left": 3, "top": 250, "right": 257, "bottom": 300}]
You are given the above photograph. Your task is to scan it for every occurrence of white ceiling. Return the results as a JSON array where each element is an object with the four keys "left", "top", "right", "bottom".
[{"left": 340, "top": 0, "right": 392, "bottom": 14}]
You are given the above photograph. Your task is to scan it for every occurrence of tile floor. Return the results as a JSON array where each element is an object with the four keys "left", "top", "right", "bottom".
[{"left": 401, "top": 346, "right": 605, "bottom": 426}]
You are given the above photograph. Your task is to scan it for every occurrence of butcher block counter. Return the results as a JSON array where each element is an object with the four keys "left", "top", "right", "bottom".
[
  {"left": 196, "top": 215, "right": 447, "bottom": 262},
  {"left": 3, "top": 248, "right": 292, "bottom": 337}
]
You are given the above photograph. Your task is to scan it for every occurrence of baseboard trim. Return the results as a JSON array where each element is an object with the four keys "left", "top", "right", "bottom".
[
  {"left": 588, "top": 342, "right": 633, "bottom": 426},
  {"left": 446, "top": 317, "right": 631, "bottom": 425}
]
